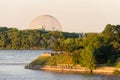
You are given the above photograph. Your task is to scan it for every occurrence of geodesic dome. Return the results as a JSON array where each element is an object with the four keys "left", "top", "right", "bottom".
[{"left": 29, "top": 15, "right": 62, "bottom": 31}]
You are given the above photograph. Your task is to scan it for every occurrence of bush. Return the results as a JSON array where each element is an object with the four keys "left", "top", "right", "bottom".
[
  {"left": 113, "top": 70, "right": 120, "bottom": 74},
  {"left": 115, "top": 63, "right": 120, "bottom": 68}
]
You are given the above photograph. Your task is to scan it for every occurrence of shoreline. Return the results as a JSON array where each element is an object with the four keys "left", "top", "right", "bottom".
[{"left": 25, "top": 64, "right": 120, "bottom": 75}]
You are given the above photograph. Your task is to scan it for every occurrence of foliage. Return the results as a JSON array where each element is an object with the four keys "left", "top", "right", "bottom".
[
  {"left": 0, "top": 24, "right": 120, "bottom": 70},
  {"left": 0, "top": 27, "right": 79, "bottom": 50},
  {"left": 80, "top": 47, "right": 96, "bottom": 73},
  {"left": 113, "top": 70, "right": 120, "bottom": 75},
  {"left": 115, "top": 63, "right": 120, "bottom": 68},
  {"left": 72, "top": 50, "right": 81, "bottom": 64}
]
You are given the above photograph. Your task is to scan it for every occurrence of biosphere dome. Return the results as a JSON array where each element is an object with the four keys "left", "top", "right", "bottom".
[{"left": 29, "top": 15, "right": 62, "bottom": 31}]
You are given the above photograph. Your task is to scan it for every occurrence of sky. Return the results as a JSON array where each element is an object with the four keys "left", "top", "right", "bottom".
[{"left": 0, "top": 0, "right": 120, "bottom": 32}]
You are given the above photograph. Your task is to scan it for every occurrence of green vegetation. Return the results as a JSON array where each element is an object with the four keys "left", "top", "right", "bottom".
[
  {"left": 0, "top": 27, "right": 78, "bottom": 49},
  {"left": 30, "top": 53, "right": 73, "bottom": 66},
  {"left": 115, "top": 58, "right": 120, "bottom": 68},
  {"left": 80, "top": 47, "right": 96, "bottom": 73},
  {"left": 0, "top": 24, "right": 120, "bottom": 72},
  {"left": 113, "top": 70, "right": 120, "bottom": 74},
  {"left": 115, "top": 63, "right": 120, "bottom": 68},
  {"left": 30, "top": 56, "right": 51, "bottom": 65}
]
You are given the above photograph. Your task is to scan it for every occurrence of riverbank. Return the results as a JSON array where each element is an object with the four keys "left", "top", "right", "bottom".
[{"left": 25, "top": 64, "right": 120, "bottom": 75}]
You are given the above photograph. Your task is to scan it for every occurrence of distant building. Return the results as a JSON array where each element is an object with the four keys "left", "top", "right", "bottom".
[
  {"left": 79, "top": 33, "right": 82, "bottom": 38},
  {"left": 29, "top": 15, "right": 62, "bottom": 31},
  {"left": 78, "top": 33, "right": 87, "bottom": 38}
]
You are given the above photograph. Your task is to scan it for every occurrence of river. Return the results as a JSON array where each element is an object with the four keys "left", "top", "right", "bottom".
[{"left": 0, "top": 50, "right": 119, "bottom": 80}]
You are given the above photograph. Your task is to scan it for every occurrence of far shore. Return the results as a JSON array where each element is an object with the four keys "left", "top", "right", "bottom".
[{"left": 25, "top": 64, "right": 120, "bottom": 75}]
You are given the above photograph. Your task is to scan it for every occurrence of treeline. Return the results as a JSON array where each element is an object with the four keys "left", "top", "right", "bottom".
[
  {"left": 0, "top": 24, "right": 120, "bottom": 66},
  {"left": 30, "top": 24, "right": 120, "bottom": 72},
  {"left": 52, "top": 24, "right": 120, "bottom": 66},
  {"left": 0, "top": 27, "right": 78, "bottom": 49}
]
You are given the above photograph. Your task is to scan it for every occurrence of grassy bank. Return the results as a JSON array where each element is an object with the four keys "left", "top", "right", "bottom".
[
  {"left": 30, "top": 53, "right": 73, "bottom": 66},
  {"left": 27, "top": 53, "right": 120, "bottom": 75}
]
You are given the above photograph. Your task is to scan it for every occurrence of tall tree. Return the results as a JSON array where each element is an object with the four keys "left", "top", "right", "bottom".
[{"left": 80, "top": 47, "right": 96, "bottom": 73}]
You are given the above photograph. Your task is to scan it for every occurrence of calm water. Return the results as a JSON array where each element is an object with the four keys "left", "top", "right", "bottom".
[{"left": 0, "top": 50, "right": 119, "bottom": 80}]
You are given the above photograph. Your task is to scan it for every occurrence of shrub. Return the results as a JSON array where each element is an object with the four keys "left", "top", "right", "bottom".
[{"left": 113, "top": 70, "right": 120, "bottom": 75}]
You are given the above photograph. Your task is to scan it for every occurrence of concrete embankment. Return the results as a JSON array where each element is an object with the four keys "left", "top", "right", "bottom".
[
  {"left": 25, "top": 64, "right": 89, "bottom": 72},
  {"left": 25, "top": 64, "right": 120, "bottom": 74}
]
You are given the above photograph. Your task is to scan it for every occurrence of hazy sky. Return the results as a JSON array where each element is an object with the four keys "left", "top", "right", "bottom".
[{"left": 0, "top": 0, "right": 120, "bottom": 32}]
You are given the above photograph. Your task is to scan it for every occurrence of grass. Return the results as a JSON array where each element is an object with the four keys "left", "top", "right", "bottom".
[
  {"left": 30, "top": 53, "right": 73, "bottom": 66},
  {"left": 30, "top": 56, "right": 51, "bottom": 65}
]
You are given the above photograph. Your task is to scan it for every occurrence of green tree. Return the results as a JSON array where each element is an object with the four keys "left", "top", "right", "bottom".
[
  {"left": 0, "top": 33, "right": 6, "bottom": 49},
  {"left": 72, "top": 50, "right": 81, "bottom": 64},
  {"left": 0, "top": 27, "right": 9, "bottom": 32},
  {"left": 80, "top": 47, "right": 96, "bottom": 73}
]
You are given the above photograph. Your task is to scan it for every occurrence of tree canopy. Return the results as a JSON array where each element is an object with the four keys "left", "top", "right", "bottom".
[{"left": 0, "top": 24, "right": 120, "bottom": 71}]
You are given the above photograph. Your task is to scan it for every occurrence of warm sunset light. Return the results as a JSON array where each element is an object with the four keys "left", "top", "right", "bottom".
[
  {"left": 0, "top": 0, "right": 120, "bottom": 80},
  {"left": 0, "top": 0, "right": 120, "bottom": 32}
]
